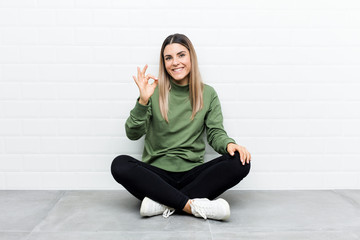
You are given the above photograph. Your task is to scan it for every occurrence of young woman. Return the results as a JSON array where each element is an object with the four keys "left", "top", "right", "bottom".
[{"left": 111, "top": 33, "right": 251, "bottom": 220}]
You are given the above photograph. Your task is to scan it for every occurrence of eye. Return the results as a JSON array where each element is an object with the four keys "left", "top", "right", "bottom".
[
  {"left": 165, "top": 57, "right": 171, "bottom": 61},
  {"left": 179, "top": 54, "right": 185, "bottom": 57}
]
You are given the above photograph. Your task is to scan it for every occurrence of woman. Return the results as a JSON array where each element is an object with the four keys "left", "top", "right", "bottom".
[{"left": 111, "top": 33, "right": 251, "bottom": 220}]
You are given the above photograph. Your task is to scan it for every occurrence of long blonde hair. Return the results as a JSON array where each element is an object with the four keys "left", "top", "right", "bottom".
[{"left": 158, "top": 33, "right": 204, "bottom": 122}]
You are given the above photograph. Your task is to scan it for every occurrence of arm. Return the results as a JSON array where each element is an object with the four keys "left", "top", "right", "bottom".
[
  {"left": 125, "top": 64, "right": 158, "bottom": 140},
  {"left": 205, "top": 90, "right": 236, "bottom": 154},
  {"left": 125, "top": 99, "right": 152, "bottom": 140},
  {"left": 205, "top": 89, "right": 251, "bottom": 165}
]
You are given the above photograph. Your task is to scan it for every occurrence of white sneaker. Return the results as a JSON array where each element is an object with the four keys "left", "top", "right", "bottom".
[
  {"left": 189, "top": 198, "right": 230, "bottom": 220},
  {"left": 140, "top": 197, "right": 175, "bottom": 218}
]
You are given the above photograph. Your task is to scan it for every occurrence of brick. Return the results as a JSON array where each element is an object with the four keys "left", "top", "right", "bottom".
[
  {"left": 0, "top": 64, "right": 38, "bottom": 82},
  {"left": 22, "top": 119, "right": 57, "bottom": 136},
  {"left": 75, "top": 28, "right": 112, "bottom": 45},
  {"left": 74, "top": 0, "right": 113, "bottom": 8},
  {"left": 0, "top": 9, "right": 18, "bottom": 26},
  {"left": 92, "top": 10, "right": 130, "bottom": 26},
  {"left": 0, "top": 27, "right": 39, "bottom": 45},
  {"left": 57, "top": 154, "right": 100, "bottom": 171},
  {"left": 0, "top": 155, "right": 23, "bottom": 171},
  {"left": 5, "top": 137, "right": 41, "bottom": 154},
  {"left": 0, "top": 120, "right": 22, "bottom": 136},
  {"left": 75, "top": 101, "right": 133, "bottom": 118},
  {"left": 0, "top": 84, "right": 21, "bottom": 100},
  {"left": 76, "top": 137, "right": 142, "bottom": 154},
  {"left": 37, "top": 64, "right": 79, "bottom": 82},
  {"left": 55, "top": 46, "right": 93, "bottom": 64},
  {"left": 343, "top": 120, "right": 360, "bottom": 136},
  {"left": 5, "top": 172, "right": 41, "bottom": 189},
  {"left": 38, "top": 27, "right": 75, "bottom": 45},
  {"left": 39, "top": 137, "right": 77, "bottom": 154},
  {"left": 21, "top": 84, "right": 58, "bottom": 100},
  {"left": 0, "top": 46, "right": 20, "bottom": 64},
  {"left": 23, "top": 155, "right": 58, "bottom": 171},
  {"left": 39, "top": 172, "right": 115, "bottom": 189},
  {"left": 0, "top": 0, "right": 36, "bottom": 7},
  {"left": 37, "top": 0, "right": 75, "bottom": 8},
  {"left": 17, "top": 9, "right": 57, "bottom": 26},
  {"left": 56, "top": 9, "right": 92, "bottom": 26},
  {"left": 19, "top": 46, "right": 57, "bottom": 64}
]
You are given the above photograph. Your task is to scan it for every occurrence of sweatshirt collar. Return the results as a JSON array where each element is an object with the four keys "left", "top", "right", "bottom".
[{"left": 170, "top": 79, "right": 189, "bottom": 92}]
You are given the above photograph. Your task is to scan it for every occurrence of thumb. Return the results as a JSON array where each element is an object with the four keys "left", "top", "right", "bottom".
[{"left": 152, "top": 79, "right": 159, "bottom": 87}]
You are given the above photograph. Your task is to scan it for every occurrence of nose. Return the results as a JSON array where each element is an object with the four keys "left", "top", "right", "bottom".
[{"left": 172, "top": 57, "right": 179, "bottom": 66}]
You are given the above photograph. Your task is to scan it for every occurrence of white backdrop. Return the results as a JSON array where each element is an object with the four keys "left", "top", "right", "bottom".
[{"left": 0, "top": 0, "right": 360, "bottom": 190}]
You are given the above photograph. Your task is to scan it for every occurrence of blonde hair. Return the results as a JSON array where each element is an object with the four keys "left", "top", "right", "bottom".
[{"left": 158, "top": 33, "right": 204, "bottom": 122}]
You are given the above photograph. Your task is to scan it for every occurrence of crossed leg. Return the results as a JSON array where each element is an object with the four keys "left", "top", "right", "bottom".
[{"left": 110, "top": 152, "right": 250, "bottom": 212}]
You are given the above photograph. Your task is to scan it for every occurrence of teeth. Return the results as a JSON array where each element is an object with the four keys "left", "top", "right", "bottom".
[{"left": 173, "top": 68, "right": 183, "bottom": 72}]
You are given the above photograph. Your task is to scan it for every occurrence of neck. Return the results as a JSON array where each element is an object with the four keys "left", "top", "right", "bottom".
[{"left": 172, "top": 77, "right": 189, "bottom": 86}]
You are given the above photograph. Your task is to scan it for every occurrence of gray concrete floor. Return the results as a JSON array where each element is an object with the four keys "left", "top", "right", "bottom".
[{"left": 1, "top": 190, "right": 360, "bottom": 240}]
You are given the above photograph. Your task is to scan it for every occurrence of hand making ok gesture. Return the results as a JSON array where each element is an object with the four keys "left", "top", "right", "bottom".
[{"left": 132, "top": 64, "right": 158, "bottom": 106}]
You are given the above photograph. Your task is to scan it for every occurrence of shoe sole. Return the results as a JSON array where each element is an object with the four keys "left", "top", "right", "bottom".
[
  {"left": 217, "top": 198, "right": 231, "bottom": 220},
  {"left": 140, "top": 197, "right": 168, "bottom": 217},
  {"left": 140, "top": 197, "right": 152, "bottom": 217}
]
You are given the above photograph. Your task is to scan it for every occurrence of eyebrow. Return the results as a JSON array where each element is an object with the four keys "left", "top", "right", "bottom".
[{"left": 164, "top": 51, "right": 186, "bottom": 57}]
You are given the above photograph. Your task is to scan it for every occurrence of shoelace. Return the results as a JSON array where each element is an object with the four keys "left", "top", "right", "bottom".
[
  {"left": 162, "top": 208, "right": 175, "bottom": 218},
  {"left": 189, "top": 201, "right": 208, "bottom": 220}
]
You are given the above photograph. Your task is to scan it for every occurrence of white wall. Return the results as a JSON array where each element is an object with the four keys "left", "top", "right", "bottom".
[{"left": 0, "top": 0, "right": 360, "bottom": 190}]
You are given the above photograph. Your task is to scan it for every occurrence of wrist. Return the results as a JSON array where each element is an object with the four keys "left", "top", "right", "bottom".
[
  {"left": 138, "top": 98, "right": 149, "bottom": 106},
  {"left": 227, "top": 142, "right": 235, "bottom": 147}
]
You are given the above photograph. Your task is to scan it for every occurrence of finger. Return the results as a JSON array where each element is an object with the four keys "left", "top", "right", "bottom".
[
  {"left": 132, "top": 76, "right": 140, "bottom": 88},
  {"left": 151, "top": 79, "right": 159, "bottom": 87},
  {"left": 239, "top": 151, "right": 245, "bottom": 165},
  {"left": 141, "top": 64, "right": 148, "bottom": 76},
  {"left": 245, "top": 152, "right": 250, "bottom": 164},
  {"left": 144, "top": 74, "right": 156, "bottom": 84},
  {"left": 227, "top": 145, "right": 234, "bottom": 156},
  {"left": 146, "top": 74, "right": 158, "bottom": 80},
  {"left": 240, "top": 147, "right": 248, "bottom": 162},
  {"left": 244, "top": 152, "right": 248, "bottom": 163},
  {"left": 137, "top": 66, "right": 141, "bottom": 81}
]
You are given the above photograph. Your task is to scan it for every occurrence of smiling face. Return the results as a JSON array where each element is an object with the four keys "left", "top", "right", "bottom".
[{"left": 163, "top": 43, "right": 191, "bottom": 85}]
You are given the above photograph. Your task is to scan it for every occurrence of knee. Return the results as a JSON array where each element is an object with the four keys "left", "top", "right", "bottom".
[
  {"left": 227, "top": 151, "right": 251, "bottom": 181},
  {"left": 111, "top": 155, "right": 133, "bottom": 181},
  {"left": 111, "top": 155, "right": 126, "bottom": 171}
]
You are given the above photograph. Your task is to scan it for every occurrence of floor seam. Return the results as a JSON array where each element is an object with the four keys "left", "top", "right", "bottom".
[
  {"left": 208, "top": 219, "right": 213, "bottom": 240},
  {"left": 24, "top": 190, "right": 66, "bottom": 240},
  {"left": 332, "top": 190, "right": 360, "bottom": 209}
]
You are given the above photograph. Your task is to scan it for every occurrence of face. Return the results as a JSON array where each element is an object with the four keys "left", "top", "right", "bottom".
[{"left": 163, "top": 43, "right": 191, "bottom": 85}]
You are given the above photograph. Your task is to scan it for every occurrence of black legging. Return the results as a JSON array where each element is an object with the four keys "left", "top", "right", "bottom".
[{"left": 111, "top": 151, "right": 250, "bottom": 210}]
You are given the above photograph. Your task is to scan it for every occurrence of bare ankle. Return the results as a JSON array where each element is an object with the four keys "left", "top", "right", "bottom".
[{"left": 182, "top": 199, "right": 192, "bottom": 214}]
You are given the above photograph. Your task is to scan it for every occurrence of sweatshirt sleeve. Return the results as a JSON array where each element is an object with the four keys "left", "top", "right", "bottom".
[
  {"left": 125, "top": 98, "right": 152, "bottom": 140},
  {"left": 205, "top": 89, "right": 236, "bottom": 154}
]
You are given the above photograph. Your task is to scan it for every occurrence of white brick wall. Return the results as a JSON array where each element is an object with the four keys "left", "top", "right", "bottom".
[{"left": 0, "top": 0, "right": 360, "bottom": 190}]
